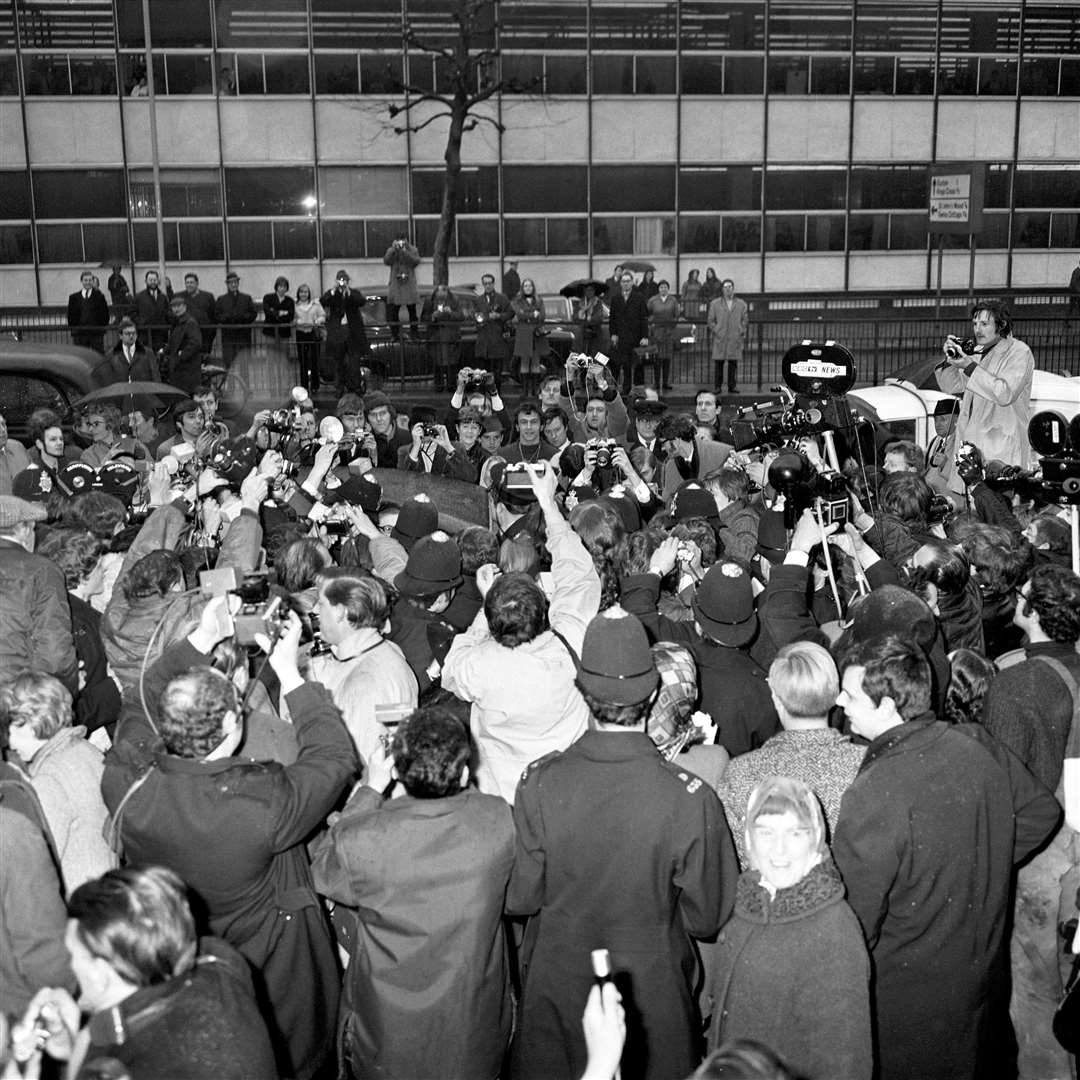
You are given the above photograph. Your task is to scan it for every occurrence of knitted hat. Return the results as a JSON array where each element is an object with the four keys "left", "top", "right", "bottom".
[
  {"left": 55, "top": 461, "right": 96, "bottom": 498},
  {"left": 12, "top": 466, "right": 54, "bottom": 503},
  {"left": 669, "top": 482, "right": 718, "bottom": 524},
  {"left": 93, "top": 461, "right": 140, "bottom": 506},
  {"left": 850, "top": 584, "right": 936, "bottom": 652},
  {"left": 393, "top": 531, "right": 463, "bottom": 598},
  {"left": 364, "top": 391, "right": 393, "bottom": 416},
  {"left": 647, "top": 642, "right": 699, "bottom": 752},
  {"left": 756, "top": 510, "right": 788, "bottom": 564},
  {"left": 693, "top": 560, "right": 758, "bottom": 647},
  {"left": 391, "top": 493, "right": 439, "bottom": 550},
  {"left": 576, "top": 606, "right": 659, "bottom": 707},
  {"left": 328, "top": 473, "right": 382, "bottom": 514},
  {"left": 0, "top": 495, "right": 47, "bottom": 528}
]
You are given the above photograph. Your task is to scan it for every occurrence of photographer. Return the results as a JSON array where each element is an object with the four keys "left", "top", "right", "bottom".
[
  {"left": 398, "top": 408, "right": 459, "bottom": 477},
  {"left": 935, "top": 298, "right": 1034, "bottom": 496},
  {"left": 448, "top": 366, "right": 511, "bottom": 441},
  {"left": 446, "top": 405, "right": 491, "bottom": 484},
  {"left": 421, "top": 284, "right": 464, "bottom": 392},
  {"left": 384, "top": 234, "right": 421, "bottom": 340},
  {"left": 474, "top": 272, "right": 513, "bottom": 386},
  {"left": 102, "top": 600, "right": 356, "bottom": 1080}
]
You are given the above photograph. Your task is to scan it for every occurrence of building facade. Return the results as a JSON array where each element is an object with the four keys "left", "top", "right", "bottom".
[{"left": 2, "top": 0, "right": 1078, "bottom": 308}]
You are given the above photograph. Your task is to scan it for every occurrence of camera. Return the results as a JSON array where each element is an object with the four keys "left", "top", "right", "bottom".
[
  {"left": 463, "top": 368, "right": 496, "bottom": 394},
  {"left": 265, "top": 407, "right": 296, "bottom": 435},
  {"left": 230, "top": 574, "right": 289, "bottom": 647},
  {"left": 949, "top": 336, "right": 978, "bottom": 356},
  {"left": 504, "top": 461, "right": 547, "bottom": 490},
  {"left": 422, "top": 423, "right": 440, "bottom": 439},
  {"left": 767, "top": 451, "right": 850, "bottom": 527},
  {"left": 586, "top": 437, "right": 618, "bottom": 468}
]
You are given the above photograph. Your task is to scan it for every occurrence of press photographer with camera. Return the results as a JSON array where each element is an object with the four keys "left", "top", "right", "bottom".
[
  {"left": 935, "top": 298, "right": 1034, "bottom": 497},
  {"left": 421, "top": 284, "right": 464, "bottom": 392},
  {"left": 474, "top": 272, "right": 514, "bottom": 386},
  {"left": 399, "top": 408, "right": 457, "bottom": 474},
  {"left": 448, "top": 365, "right": 512, "bottom": 441},
  {"left": 102, "top": 596, "right": 356, "bottom": 1080}
]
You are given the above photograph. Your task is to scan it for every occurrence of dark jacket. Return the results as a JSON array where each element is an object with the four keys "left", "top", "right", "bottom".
[
  {"left": 312, "top": 785, "right": 514, "bottom": 1080},
  {"left": 320, "top": 286, "right": 369, "bottom": 352},
  {"left": 936, "top": 576, "right": 984, "bottom": 653},
  {"left": 76, "top": 937, "right": 277, "bottom": 1080},
  {"left": 0, "top": 537, "right": 78, "bottom": 694},
  {"left": 69, "top": 592, "right": 121, "bottom": 734},
  {"left": 98, "top": 341, "right": 160, "bottom": 384},
  {"left": 706, "top": 860, "right": 872, "bottom": 1080},
  {"left": 103, "top": 651, "right": 356, "bottom": 1080},
  {"left": 262, "top": 292, "right": 295, "bottom": 339},
  {"left": 474, "top": 290, "right": 512, "bottom": 360},
  {"left": 387, "top": 601, "right": 458, "bottom": 696},
  {"left": 370, "top": 425, "right": 412, "bottom": 469},
  {"left": 67, "top": 287, "right": 110, "bottom": 351},
  {"left": 832, "top": 718, "right": 1060, "bottom": 1080},
  {"left": 163, "top": 314, "right": 204, "bottom": 393},
  {"left": 214, "top": 290, "right": 258, "bottom": 345},
  {"left": 608, "top": 288, "right": 650, "bottom": 363},
  {"left": 132, "top": 286, "right": 172, "bottom": 350},
  {"left": 507, "top": 730, "right": 737, "bottom": 1080}
]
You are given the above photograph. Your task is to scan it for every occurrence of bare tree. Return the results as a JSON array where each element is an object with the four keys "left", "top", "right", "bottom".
[{"left": 388, "top": 0, "right": 533, "bottom": 286}]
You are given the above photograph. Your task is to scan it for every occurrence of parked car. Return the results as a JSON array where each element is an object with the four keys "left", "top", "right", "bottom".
[{"left": 0, "top": 340, "right": 109, "bottom": 441}]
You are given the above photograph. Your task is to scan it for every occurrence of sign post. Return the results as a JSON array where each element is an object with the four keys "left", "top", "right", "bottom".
[{"left": 928, "top": 164, "right": 986, "bottom": 316}]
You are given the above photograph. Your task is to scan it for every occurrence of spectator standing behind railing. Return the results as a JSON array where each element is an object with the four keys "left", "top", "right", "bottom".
[
  {"left": 261, "top": 275, "right": 295, "bottom": 346},
  {"left": 293, "top": 283, "right": 326, "bottom": 392},
  {"left": 707, "top": 279, "right": 749, "bottom": 395},
  {"left": 647, "top": 280, "right": 680, "bottom": 392},
  {"left": 160, "top": 294, "right": 204, "bottom": 395},
  {"left": 320, "top": 270, "right": 369, "bottom": 393},
  {"left": 422, "top": 284, "right": 464, "bottom": 392},
  {"left": 181, "top": 271, "right": 217, "bottom": 352},
  {"left": 384, "top": 233, "right": 421, "bottom": 340},
  {"left": 132, "top": 269, "right": 171, "bottom": 353},
  {"left": 66, "top": 270, "right": 109, "bottom": 354},
  {"left": 214, "top": 271, "right": 257, "bottom": 368}
]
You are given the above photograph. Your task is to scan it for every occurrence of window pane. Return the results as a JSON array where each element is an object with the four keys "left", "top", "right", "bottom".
[
  {"left": 0, "top": 226, "right": 33, "bottom": 263},
  {"left": 360, "top": 53, "right": 401, "bottom": 93},
  {"left": 854, "top": 56, "right": 894, "bottom": 94},
  {"left": 768, "top": 2, "right": 853, "bottom": 50},
  {"left": 1015, "top": 168, "right": 1080, "bottom": 208},
  {"left": 272, "top": 220, "right": 317, "bottom": 259},
  {"left": 980, "top": 212, "right": 1009, "bottom": 247},
  {"left": 502, "top": 0, "right": 587, "bottom": 50},
  {"left": 634, "top": 215, "right": 676, "bottom": 254},
  {"left": 1021, "top": 58, "right": 1059, "bottom": 96},
  {"left": 592, "top": 1, "right": 677, "bottom": 50},
  {"left": 236, "top": 54, "right": 264, "bottom": 94},
  {"left": 1062, "top": 59, "right": 1080, "bottom": 96},
  {"left": 811, "top": 56, "right": 849, "bottom": 94},
  {"left": 228, "top": 220, "right": 273, "bottom": 259},
  {"left": 315, "top": 54, "right": 358, "bottom": 93},
  {"left": 22, "top": 3, "right": 113, "bottom": 48},
  {"left": 592, "top": 216, "right": 633, "bottom": 255},
  {"left": 412, "top": 167, "right": 498, "bottom": 215},
  {"left": 765, "top": 168, "right": 845, "bottom": 211},
  {"left": 546, "top": 56, "right": 587, "bottom": 94},
  {"left": 681, "top": 56, "right": 724, "bottom": 94},
  {"left": 636, "top": 55, "right": 675, "bottom": 94},
  {"left": 592, "top": 166, "right": 675, "bottom": 212},
  {"left": 37, "top": 224, "right": 84, "bottom": 263},
  {"left": 0, "top": 56, "right": 17, "bottom": 94},
  {"left": 986, "top": 164, "right": 1010, "bottom": 208},
  {"left": 765, "top": 215, "right": 805, "bottom": 251},
  {"left": 132, "top": 221, "right": 179, "bottom": 261},
  {"left": 0, "top": 1, "right": 14, "bottom": 47},
  {"left": 178, "top": 221, "right": 224, "bottom": 260},
  {"left": 457, "top": 219, "right": 500, "bottom": 257},
  {"left": 311, "top": 0, "right": 400, "bottom": 50},
  {"left": 35, "top": 170, "right": 125, "bottom": 218},
  {"left": 83, "top": 223, "right": 129, "bottom": 264},
  {"left": 0, "top": 172, "right": 31, "bottom": 218},
  {"left": 547, "top": 218, "right": 589, "bottom": 255},
  {"left": 681, "top": 168, "right": 761, "bottom": 212},
  {"left": 217, "top": 0, "right": 309, "bottom": 49},
  {"left": 505, "top": 218, "right": 545, "bottom": 256},
  {"left": 265, "top": 54, "right": 310, "bottom": 94},
  {"left": 502, "top": 54, "right": 542, "bottom": 93},
  {"left": 23, "top": 56, "right": 70, "bottom": 94},
  {"left": 722, "top": 216, "right": 761, "bottom": 252},
  {"left": 849, "top": 213, "right": 889, "bottom": 250},
  {"left": 679, "top": 216, "right": 719, "bottom": 252},
  {"left": 1013, "top": 212, "right": 1050, "bottom": 247},
  {"left": 726, "top": 56, "right": 764, "bottom": 93},
  {"left": 320, "top": 166, "right": 407, "bottom": 216},
  {"left": 322, "top": 220, "right": 366, "bottom": 260},
  {"left": 366, "top": 219, "right": 409, "bottom": 255},
  {"left": 680, "top": 2, "right": 766, "bottom": 50},
  {"left": 1050, "top": 212, "right": 1079, "bottom": 249},
  {"left": 503, "top": 166, "right": 587, "bottom": 213},
  {"left": 938, "top": 58, "right": 978, "bottom": 94},
  {"left": 850, "top": 166, "right": 926, "bottom": 210},
  {"left": 414, "top": 219, "right": 446, "bottom": 258},
  {"left": 896, "top": 57, "right": 934, "bottom": 93},
  {"left": 978, "top": 58, "right": 1015, "bottom": 95},
  {"left": 769, "top": 57, "right": 809, "bottom": 93},
  {"left": 225, "top": 168, "right": 316, "bottom": 215},
  {"left": 889, "top": 213, "right": 929, "bottom": 249},
  {"left": 406, "top": 54, "right": 434, "bottom": 94},
  {"left": 855, "top": 2, "right": 938, "bottom": 51},
  {"left": 592, "top": 55, "right": 633, "bottom": 95},
  {"left": 116, "top": 0, "right": 212, "bottom": 47},
  {"left": 806, "top": 215, "right": 846, "bottom": 251},
  {"left": 69, "top": 57, "right": 116, "bottom": 95},
  {"left": 165, "top": 54, "right": 213, "bottom": 94}
]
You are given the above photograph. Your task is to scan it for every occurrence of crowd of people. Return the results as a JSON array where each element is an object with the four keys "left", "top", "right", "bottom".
[
  {"left": 68, "top": 258, "right": 753, "bottom": 401},
  {"left": 2, "top": 296, "right": 1078, "bottom": 1080}
]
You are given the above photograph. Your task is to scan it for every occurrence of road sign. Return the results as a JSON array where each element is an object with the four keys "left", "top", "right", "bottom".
[{"left": 928, "top": 164, "right": 985, "bottom": 235}]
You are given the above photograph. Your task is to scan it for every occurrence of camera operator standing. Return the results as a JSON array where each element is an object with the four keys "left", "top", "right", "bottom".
[
  {"left": 474, "top": 273, "right": 513, "bottom": 389},
  {"left": 935, "top": 298, "right": 1033, "bottom": 497},
  {"left": 383, "top": 234, "right": 421, "bottom": 341}
]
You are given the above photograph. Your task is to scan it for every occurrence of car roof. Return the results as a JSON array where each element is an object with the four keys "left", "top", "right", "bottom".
[{"left": 0, "top": 341, "right": 104, "bottom": 393}]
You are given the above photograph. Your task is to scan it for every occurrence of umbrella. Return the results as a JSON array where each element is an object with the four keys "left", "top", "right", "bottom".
[
  {"left": 560, "top": 278, "right": 608, "bottom": 299},
  {"left": 620, "top": 260, "right": 656, "bottom": 273},
  {"left": 889, "top": 355, "right": 947, "bottom": 390},
  {"left": 76, "top": 380, "right": 189, "bottom": 409}
]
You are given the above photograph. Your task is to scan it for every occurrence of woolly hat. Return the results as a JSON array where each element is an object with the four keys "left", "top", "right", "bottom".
[
  {"left": 12, "top": 465, "right": 54, "bottom": 503},
  {"left": 326, "top": 472, "right": 382, "bottom": 514},
  {"left": 576, "top": 606, "right": 659, "bottom": 707},
  {"left": 693, "top": 560, "right": 758, "bottom": 647},
  {"left": 364, "top": 391, "right": 393, "bottom": 416},
  {"left": 647, "top": 642, "right": 699, "bottom": 753},
  {"left": 668, "top": 482, "right": 718, "bottom": 524},
  {"left": 0, "top": 494, "right": 47, "bottom": 528},
  {"left": 393, "top": 530, "right": 463, "bottom": 598},
  {"left": 55, "top": 461, "right": 96, "bottom": 498},
  {"left": 391, "top": 493, "right": 439, "bottom": 550}
]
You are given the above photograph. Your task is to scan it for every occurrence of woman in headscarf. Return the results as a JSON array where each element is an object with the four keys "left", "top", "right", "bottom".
[{"left": 704, "top": 776, "right": 872, "bottom": 1080}]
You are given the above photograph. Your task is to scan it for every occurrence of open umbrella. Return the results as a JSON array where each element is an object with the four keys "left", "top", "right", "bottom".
[
  {"left": 559, "top": 278, "right": 608, "bottom": 299},
  {"left": 75, "top": 380, "right": 189, "bottom": 409},
  {"left": 889, "top": 355, "right": 948, "bottom": 390},
  {"left": 620, "top": 260, "right": 656, "bottom": 273}
]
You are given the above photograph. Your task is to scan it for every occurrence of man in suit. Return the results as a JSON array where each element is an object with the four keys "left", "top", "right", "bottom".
[
  {"left": 181, "top": 272, "right": 218, "bottom": 352},
  {"left": 132, "top": 270, "right": 172, "bottom": 353},
  {"left": 66, "top": 270, "right": 110, "bottom": 354},
  {"left": 320, "top": 270, "right": 369, "bottom": 393},
  {"left": 214, "top": 271, "right": 257, "bottom": 368},
  {"left": 161, "top": 295, "right": 204, "bottom": 394},
  {"left": 707, "top": 279, "right": 749, "bottom": 395},
  {"left": 99, "top": 318, "right": 159, "bottom": 383},
  {"left": 656, "top": 412, "right": 733, "bottom": 501},
  {"left": 608, "top": 270, "right": 650, "bottom": 393}
]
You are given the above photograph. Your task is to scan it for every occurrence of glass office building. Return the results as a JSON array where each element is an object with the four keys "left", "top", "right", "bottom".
[{"left": 1, "top": 0, "right": 1077, "bottom": 306}]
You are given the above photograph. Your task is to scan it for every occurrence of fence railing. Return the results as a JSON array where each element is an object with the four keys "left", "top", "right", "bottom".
[{"left": 5, "top": 313, "right": 1078, "bottom": 400}]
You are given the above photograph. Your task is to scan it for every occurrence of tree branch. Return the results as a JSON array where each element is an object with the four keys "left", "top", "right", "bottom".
[
  {"left": 393, "top": 110, "right": 453, "bottom": 135},
  {"left": 389, "top": 93, "right": 453, "bottom": 117}
]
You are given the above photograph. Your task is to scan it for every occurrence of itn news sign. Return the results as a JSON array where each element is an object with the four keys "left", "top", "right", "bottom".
[{"left": 928, "top": 164, "right": 985, "bottom": 235}]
